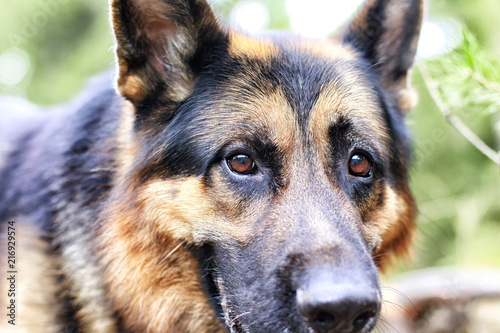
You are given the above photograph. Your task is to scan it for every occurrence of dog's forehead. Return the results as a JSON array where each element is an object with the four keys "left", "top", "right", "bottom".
[
  {"left": 212, "top": 32, "right": 390, "bottom": 150},
  {"left": 228, "top": 32, "right": 356, "bottom": 61}
]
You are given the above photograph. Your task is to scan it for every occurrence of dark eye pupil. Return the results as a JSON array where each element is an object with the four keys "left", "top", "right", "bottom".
[
  {"left": 228, "top": 154, "right": 255, "bottom": 174},
  {"left": 349, "top": 154, "right": 371, "bottom": 177}
]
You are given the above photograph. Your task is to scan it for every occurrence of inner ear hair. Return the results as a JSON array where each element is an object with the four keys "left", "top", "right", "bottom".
[
  {"left": 338, "top": 0, "right": 423, "bottom": 113},
  {"left": 111, "top": 0, "right": 223, "bottom": 110}
]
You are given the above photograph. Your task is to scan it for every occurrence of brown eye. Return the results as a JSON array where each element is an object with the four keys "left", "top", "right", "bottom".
[
  {"left": 227, "top": 154, "right": 256, "bottom": 175},
  {"left": 348, "top": 153, "right": 372, "bottom": 177}
]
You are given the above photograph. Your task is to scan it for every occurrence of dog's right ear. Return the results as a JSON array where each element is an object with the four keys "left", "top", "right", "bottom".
[
  {"left": 337, "top": 0, "right": 423, "bottom": 113},
  {"left": 111, "top": 0, "right": 223, "bottom": 116}
]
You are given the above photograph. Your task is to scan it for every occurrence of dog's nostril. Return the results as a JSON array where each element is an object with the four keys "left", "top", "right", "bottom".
[
  {"left": 297, "top": 282, "right": 380, "bottom": 333},
  {"left": 353, "top": 310, "right": 377, "bottom": 330},
  {"left": 315, "top": 310, "right": 336, "bottom": 329},
  {"left": 300, "top": 302, "right": 377, "bottom": 333}
]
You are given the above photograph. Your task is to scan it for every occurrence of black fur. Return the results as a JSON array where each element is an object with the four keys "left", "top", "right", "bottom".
[{"left": 0, "top": 0, "right": 422, "bottom": 332}]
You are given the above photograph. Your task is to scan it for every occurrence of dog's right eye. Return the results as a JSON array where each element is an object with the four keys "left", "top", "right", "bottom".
[
  {"left": 227, "top": 154, "right": 257, "bottom": 175},
  {"left": 348, "top": 152, "right": 372, "bottom": 178}
]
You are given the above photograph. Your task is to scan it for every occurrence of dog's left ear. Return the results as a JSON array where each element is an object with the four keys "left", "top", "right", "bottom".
[
  {"left": 338, "top": 0, "right": 423, "bottom": 112},
  {"left": 111, "top": 0, "right": 223, "bottom": 116}
]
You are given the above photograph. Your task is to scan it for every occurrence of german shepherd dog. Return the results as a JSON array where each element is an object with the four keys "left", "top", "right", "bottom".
[{"left": 0, "top": 0, "right": 423, "bottom": 332}]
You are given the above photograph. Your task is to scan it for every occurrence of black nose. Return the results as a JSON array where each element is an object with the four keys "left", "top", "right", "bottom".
[{"left": 296, "top": 270, "right": 380, "bottom": 333}]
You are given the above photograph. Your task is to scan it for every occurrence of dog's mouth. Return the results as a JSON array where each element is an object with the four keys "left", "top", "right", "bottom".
[
  {"left": 213, "top": 274, "right": 249, "bottom": 333},
  {"left": 195, "top": 244, "right": 248, "bottom": 333},
  {"left": 194, "top": 244, "right": 380, "bottom": 333}
]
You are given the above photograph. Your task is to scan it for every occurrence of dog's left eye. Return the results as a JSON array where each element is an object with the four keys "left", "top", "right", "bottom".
[
  {"left": 227, "top": 154, "right": 257, "bottom": 175},
  {"left": 348, "top": 152, "right": 372, "bottom": 177}
]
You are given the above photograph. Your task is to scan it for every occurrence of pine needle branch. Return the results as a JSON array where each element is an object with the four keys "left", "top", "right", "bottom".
[{"left": 419, "top": 62, "right": 500, "bottom": 166}]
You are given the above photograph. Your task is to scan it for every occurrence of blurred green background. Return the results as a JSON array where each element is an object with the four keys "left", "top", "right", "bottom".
[{"left": 1, "top": 0, "right": 499, "bottom": 271}]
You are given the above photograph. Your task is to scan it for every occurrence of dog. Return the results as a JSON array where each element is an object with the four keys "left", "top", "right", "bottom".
[{"left": 0, "top": 0, "right": 423, "bottom": 332}]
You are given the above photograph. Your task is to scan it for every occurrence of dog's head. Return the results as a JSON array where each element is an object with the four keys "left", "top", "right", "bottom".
[{"left": 106, "top": 0, "right": 422, "bottom": 332}]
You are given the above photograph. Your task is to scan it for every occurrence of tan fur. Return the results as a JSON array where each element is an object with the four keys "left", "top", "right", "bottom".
[
  {"left": 308, "top": 65, "right": 390, "bottom": 160},
  {"left": 340, "top": 0, "right": 423, "bottom": 112},
  {"left": 98, "top": 203, "right": 223, "bottom": 332},
  {"left": 298, "top": 41, "right": 416, "bottom": 267},
  {"left": 0, "top": 0, "right": 423, "bottom": 331},
  {"left": 228, "top": 32, "right": 279, "bottom": 59},
  {"left": 95, "top": 77, "right": 306, "bottom": 330},
  {"left": 397, "top": 85, "right": 419, "bottom": 113},
  {"left": 0, "top": 221, "right": 62, "bottom": 333},
  {"left": 138, "top": 177, "right": 228, "bottom": 242},
  {"left": 224, "top": 88, "right": 297, "bottom": 155},
  {"left": 98, "top": 29, "right": 416, "bottom": 332},
  {"left": 117, "top": 70, "right": 147, "bottom": 103},
  {"left": 58, "top": 238, "right": 119, "bottom": 332},
  {"left": 308, "top": 78, "right": 416, "bottom": 267},
  {"left": 106, "top": 51, "right": 417, "bottom": 329},
  {"left": 112, "top": 0, "right": 220, "bottom": 104},
  {"left": 96, "top": 106, "right": 223, "bottom": 331},
  {"left": 368, "top": 185, "right": 416, "bottom": 268},
  {"left": 113, "top": 101, "right": 140, "bottom": 181},
  {"left": 375, "top": 0, "right": 422, "bottom": 112},
  {"left": 286, "top": 38, "right": 359, "bottom": 61}
]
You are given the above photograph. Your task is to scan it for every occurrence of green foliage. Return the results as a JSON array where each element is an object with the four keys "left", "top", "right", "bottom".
[
  {"left": 0, "top": 0, "right": 113, "bottom": 104},
  {"left": 428, "top": 30, "right": 500, "bottom": 120},
  {"left": 430, "top": 0, "right": 500, "bottom": 54},
  {"left": 407, "top": 30, "right": 500, "bottom": 271}
]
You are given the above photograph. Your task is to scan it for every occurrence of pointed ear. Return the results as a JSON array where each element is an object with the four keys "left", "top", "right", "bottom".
[
  {"left": 338, "top": 0, "right": 423, "bottom": 112},
  {"left": 111, "top": 0, "right": 223, "bottom": 115}
]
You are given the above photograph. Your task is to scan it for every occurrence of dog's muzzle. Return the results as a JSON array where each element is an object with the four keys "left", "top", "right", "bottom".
[{"left": 295, "top": 266, "right": 380, "bottom": 333}]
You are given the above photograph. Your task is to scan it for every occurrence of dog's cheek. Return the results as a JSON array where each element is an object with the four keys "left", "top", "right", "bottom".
[
  {"left": 365, "top": 184, "right": 416, "bottom": 269},
  {"left": 137, "top": 177, "right": 220, "bottom": 242},
  {"left": 98, "top": 203, "right": 224, "bottom": 332},
  {"left": 137, "top": 177, "right": 257, "bottom": 245}
]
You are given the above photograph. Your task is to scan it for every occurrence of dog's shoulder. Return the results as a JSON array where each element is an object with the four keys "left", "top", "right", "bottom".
[{"left": 0, "top": 73, "right": 122, "bottom": 226}]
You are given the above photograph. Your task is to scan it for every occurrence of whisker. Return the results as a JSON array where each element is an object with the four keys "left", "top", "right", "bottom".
[
  {"left": 376, "top": 317, "right": 400, "bottom": 333},
  {"left": 381, "top": 286, "right": 417, "bottom": 316},
  {"left": 157, "top": 241, "right": 184, "bottom": 266},
  {"left": 230, "top": 311, "right": 251, "bottom": 325},
  {"left": 382, "top": 299, "right": 412, "bottom": 321}
]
